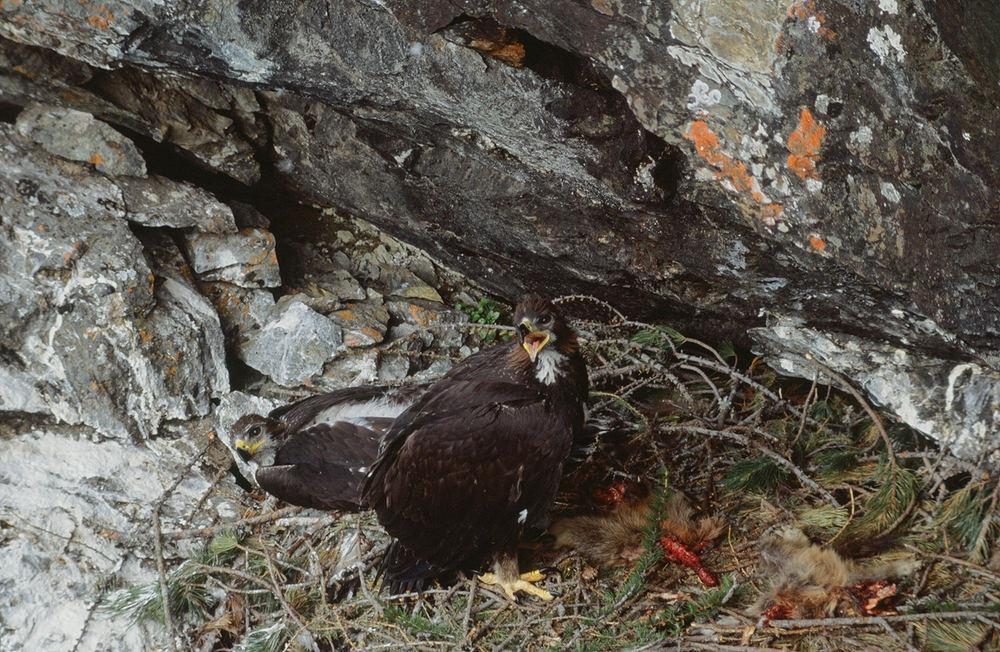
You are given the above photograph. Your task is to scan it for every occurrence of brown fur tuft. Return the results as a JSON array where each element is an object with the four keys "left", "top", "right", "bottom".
[
  {"left": 550, "top": 493, "right": 724, "bottom": 567},
  {"left": 752, "top": 527, "right": 918, "bottom": 622}
]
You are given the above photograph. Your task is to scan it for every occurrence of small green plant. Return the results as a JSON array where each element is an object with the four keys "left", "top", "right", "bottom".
[{"left": 456, "top": 298, "right": 510, "bottom": 343}]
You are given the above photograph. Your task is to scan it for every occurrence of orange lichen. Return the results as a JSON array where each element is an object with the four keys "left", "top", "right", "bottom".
[
  {"left": 787, "top": 109, "right": 826, "bottom": 179},
  {"left": 409, "top": 304, "right": 438, "bottom": 326},
  {"left": 89, "top": 153, "right": 102, "bottom": 165},
  {"left": 809, "top": 235, "right": 827, "bottom": 250},
  {"left": 336, "top": 310, "right": 358, "bottom": 321},
  {"left": 684, "top": 121, "right": 783, "bottom": 222},
  {"left": 788, "top": 0, "right": 836, "bottom": 40},
  {"left": 11, "top": 65, "right": 35, "bottom": 78}
]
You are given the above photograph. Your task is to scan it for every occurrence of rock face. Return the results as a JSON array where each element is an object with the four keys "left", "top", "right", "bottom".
[
  {"left": 0, "top": 122, "right": 228, "bottom": 439},
  {"left": 0, "top": 2, "right": 998, "bottom": 646},
  {"left": 1, "top": 0, "right": 995, "bottom": 457}
]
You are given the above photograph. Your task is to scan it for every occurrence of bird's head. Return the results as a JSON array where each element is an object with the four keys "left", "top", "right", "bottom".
[
  {"left": 514, "top": 297, "right": 576, "bottom": 363},
  {"left": 229, "top": 414, "right": 282, "bottom": 469}
]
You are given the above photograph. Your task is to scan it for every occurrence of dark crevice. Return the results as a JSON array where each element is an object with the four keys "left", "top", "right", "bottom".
[
  {"left": 438, "top": 15, "right": 685, "bottom": 207},
  {"left": 0, "top": 102, "right": 21, "bottom": 123}
]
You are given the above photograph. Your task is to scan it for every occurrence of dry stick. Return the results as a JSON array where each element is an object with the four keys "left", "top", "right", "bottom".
[
  {"left": 462, "top": 578, "right": 478, "bottom": 640},
  {"left": 357, "top": 564, "right": 384, "bottom": 617},
  {"left": 976, "top": 614, "right": 1000, "bottom": 632},
  {"left": 791, "top": 372, "right": 819, "bottom": 449},
  {"left": 875, "top": 616, "right": 920, "bottom": 652},
  {"left": 162, "top": 505, "right": 304, "bottom": 539},
  {"left": 467, "top": 602, "right": 512, "bottom": 645},
  {"left": 182, "top": 458, "right": 232, "bottom": 529},
  {"left": 804, "top": 354, "right": 897, "bottom": 471},
  {"left": 151, "top": 510, "right": 176, "bottom": 650},
  {"left": 823, "top": 486, "right": 856, "bottom": 547},
  {"left": 904, "top": 546, "right": 1000, "bottom": 581},
  {"left": 662, "top": 424, "right": 841, "bottom": 507},
  {"left": 260, "top": 544, "right": 317, "bottom": 650},
  {"left": 149, "top": 442, "right": 213, "bottom": 650},
  {"left": 764, "top": 610, "right": 1000, "bottom": 629},
  {"left": 679, "top": 362, "right": 724, "bottom": 413},
  {"left": 681, "top": 643, "right": 783, "bottom": 652},
  {"left": 285, "top": 514, "right": 337, "bottom": 557}
]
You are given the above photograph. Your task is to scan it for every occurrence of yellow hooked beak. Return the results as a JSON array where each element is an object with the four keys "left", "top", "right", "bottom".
[
  {"left": 235, "top": 438, "right": 266, "bottom": 456},
  {"left": 519, "top": 318, "right": 551, "bottom": 362}
]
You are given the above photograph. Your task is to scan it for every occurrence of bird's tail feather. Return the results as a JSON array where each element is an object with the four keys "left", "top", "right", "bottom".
[{"left": 378, "top": 540, "right": 452, "bottom": 595}]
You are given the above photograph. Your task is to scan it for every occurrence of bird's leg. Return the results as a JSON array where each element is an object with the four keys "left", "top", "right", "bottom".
[{"left": 478, "top": 553, "right": 553, "bottom": 601}]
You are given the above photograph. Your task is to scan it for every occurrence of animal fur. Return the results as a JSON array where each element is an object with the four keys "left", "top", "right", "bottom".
[
  {"left": 550, "top": 492, "right": 724, "bottom": 567},
  {"left": 752, "top": 527, "right": 918, "bottom": 621}
]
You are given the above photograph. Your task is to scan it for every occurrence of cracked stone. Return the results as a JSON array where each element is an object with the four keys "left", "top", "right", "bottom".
[
  {"left": 329, "top": 301, "right": 390, "bottom": 348},
  {"left": 183, "top": 227, "right": 281, "bottom": 289},
  {"left": 119, "top": 175, "right": 237, "bottom": 232},
  {"left": 241, "top": 297, "right": 343, "bottom": 387},
  {"left": 15, "top": 103, "right": 146, "bottom": 177}
]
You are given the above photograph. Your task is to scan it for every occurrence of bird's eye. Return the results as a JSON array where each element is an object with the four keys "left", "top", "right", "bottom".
[
  {"left": 249, "top": 425, "right": 262, "bottom": 437},
  {"left": 538, "top": 314, "right": 552, "bottom": 326}
]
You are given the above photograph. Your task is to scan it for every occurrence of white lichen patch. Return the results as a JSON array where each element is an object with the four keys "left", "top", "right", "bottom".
[
  {"left": 687, "top": 79, "right": 722, "bottom": 112},
  {"left": 849, "top": 125, "right": 873, "bottom": 148},
  {"left": 878, "top": 0, "right": 898, "bottom": 14},
  {"left": 880, "top": 181, "right": 901, "bottom": 203},
  {"left": 867, "top": 25, "right": 906, "bottom": 65}
]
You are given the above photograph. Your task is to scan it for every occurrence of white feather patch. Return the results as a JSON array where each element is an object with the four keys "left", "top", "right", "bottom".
[
  {"left": 311, "top": 397, "right": 410, "bottom": 427},
  {"left": 518, "top": 508, "right": 528, "bottom": 524},
  {"left": 534, "top": 348, "right": 568, "bottom": 385}
]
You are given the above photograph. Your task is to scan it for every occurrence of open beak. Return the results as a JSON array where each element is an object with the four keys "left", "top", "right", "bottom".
[
  {"left": 519, "top": 318, "right": 551, "bottom": 362},
  {"left": 235, "top": 438, "right": 266, "bottom": 459}
]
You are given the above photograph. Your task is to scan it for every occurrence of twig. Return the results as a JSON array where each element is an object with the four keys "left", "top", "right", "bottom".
[
  {"left": 680, "top": 643, "right": 783, "bottom": 652},
  {"left": 791, "top": 372, "right": 819, "bottom": 449},
  {"left": 151, "top": 510, "right": 176, "bottom": 650},
  {"left": 462, "top": 577, "right": 478, "bottom": 639},
  {"left": 182, "top": 460, "right": 231, "bottom": 529},
  {"left": 661, "top": 424, "right": 841, "bottom": 507},
  {"left": 162, "top": 505, "right": 304, "bottom": 539},
  {"left": 260, "top": 544, "right": 316, "bottom": 650},
  {"left": 764, "top": 610, "right": 1000, "bottom": 628},
  {"left": 804, "top": 354, "right": 897, "bottom": 471},
  {"left": 824, "top": 486, "right": 855, "bottom": 547},
  {"left": 357, "top": 564, "right": 384, "bottom": 617},
  {"left": 904, "top": 546, "right": 1000, "bottom": 581},
  {"left": 875, "top": 616, "right": 919, "bottom": 652}
]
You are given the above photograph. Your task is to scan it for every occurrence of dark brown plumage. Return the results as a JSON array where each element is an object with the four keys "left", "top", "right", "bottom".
[
  {"left": 362, "top": 297, "right": 589, "bottom": 600},
  {"left": 227, "top": 384, "right": 425, "bottom": 511}
]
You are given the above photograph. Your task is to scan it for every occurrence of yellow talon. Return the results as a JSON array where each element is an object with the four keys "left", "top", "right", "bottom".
[{"left": 479, "top": 570, "right": 553, "bottom": 601}]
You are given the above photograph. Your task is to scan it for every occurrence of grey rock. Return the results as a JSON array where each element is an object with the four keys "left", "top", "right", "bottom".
[
  {"left": 242, "top": 298, "right": 343, "bottom": 387},
  {"left": 119, "top": 175, "right": 237, "bottom": 232},
  {"left": 199, "top": 281, "right": 276, "bottom": 352},
  {"left": 1, "top": 0, "right": 999, "bottom": 459},
  {"left": 183, "top": 228, "right": 282, "bottom": 289},
  {"left": 282, "top": 241, "right": 368, "bottom": 310},
  {"left": 15, "top": 103, "right": 146, "bottom": 176},
  {"left": 751, "top": 317, "right": 1000, "bottom": 461},
  {"left": 0, "top": 422, "right": 236, "bottom": 652},
  {"left": 316, "top": 350, "right": 379, "bottom": 389},
  {"left": 0, "top": 124, "right": 228, "bottom": 439},
  {"left": 377, "top": 353, "right": 411, "bottom": 383},
  {"left": 329, "top": 302, "right": 390, "bottom": 348}
]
